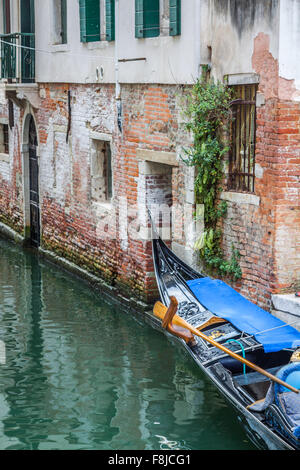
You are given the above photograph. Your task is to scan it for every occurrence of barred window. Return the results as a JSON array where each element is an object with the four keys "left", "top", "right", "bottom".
[
  {"left": 228, "top": 84, "right": 257, "bottom": 193},
  {"left": 90, "top": 140, "right": 112, "bottom": 202},
  {"left": 0, "top": 123, "right": 9, "bottom": 154}
]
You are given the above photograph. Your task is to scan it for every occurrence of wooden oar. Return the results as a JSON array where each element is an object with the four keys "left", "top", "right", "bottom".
[{"left": 153, "top": 298, "right": 299, "bottom": 394}]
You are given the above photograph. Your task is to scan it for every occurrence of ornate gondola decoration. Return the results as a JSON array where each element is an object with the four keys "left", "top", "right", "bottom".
[{"left": 149, "top": 214, "right": 300, "bottom": 450}]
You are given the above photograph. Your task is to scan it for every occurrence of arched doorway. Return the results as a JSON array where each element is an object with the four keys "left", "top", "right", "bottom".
[{"left": 28, "top": 115, "right": 40, "bottom": 247}]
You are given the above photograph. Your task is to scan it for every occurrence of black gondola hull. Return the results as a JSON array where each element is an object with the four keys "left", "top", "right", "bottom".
[{"left": 149, "top": 229, "right": 300, "bottom": 450}]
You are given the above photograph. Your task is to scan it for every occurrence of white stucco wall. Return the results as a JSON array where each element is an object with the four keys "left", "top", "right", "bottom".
[
  {"left": 35, "top": 0, "right": 201, "bottom": 85},
  {"left": 200, "top": 0, "right": 280, "bottom": 82},
  {"left": 35, "top": 0, "right": 115, "bottom": 84},
  {"left": 278, "top": 0, "right": 300, "bottom": 99}
]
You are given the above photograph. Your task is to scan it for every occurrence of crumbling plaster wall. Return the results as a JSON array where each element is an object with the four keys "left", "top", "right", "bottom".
[
  {"left": 0, "top": 86, "right": 24, "bottom": 235},
  {"left": 278, "top": 0, "right": 300, "bottom": 100},
  {"left": 200, "top": 0, "right": 280, "bottom": 81},
  {"left": 200, "top": 0, "right": 300, "bottom": 100}
]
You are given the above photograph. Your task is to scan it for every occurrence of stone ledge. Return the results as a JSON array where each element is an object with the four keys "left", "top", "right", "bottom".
[
  {"left": 5, "top": 83, "right": 40, "bottom": 109},
  {"left": 225, "top": 73, "right": 260, "bottom": 86},
  {"left": 220, "top": 191, "right": 260, "bottom": 206},
  {"left": 272, "top": 294, "right": 300, "bottom": 317},
  {"left": 0, "top": 153, "right": 9, "bottom": 163},
  {"left": 272, "top": 293, "right": 300, "bottom": 332},
  {"left": 271, "top": 309, "right": 300, "bottom": 332},
  {"left": 0, "top": 221, "right": 24, "bottom": 244},
  {"left": 136, "top": 149, "right": 179, "bottom": 166}
]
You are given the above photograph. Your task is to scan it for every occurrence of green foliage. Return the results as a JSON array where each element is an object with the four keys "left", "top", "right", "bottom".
[{"left": 182, "top": 76, "right": 242, "bottom": 280}]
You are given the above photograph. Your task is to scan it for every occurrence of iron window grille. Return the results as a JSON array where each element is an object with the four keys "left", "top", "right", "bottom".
[
  {"left": 0, "top": 123, "right": 9, "bottom": 154},
  {"left": 228, "top": 84, "right": 257, "bottom": 193},
  {"left": 3, "top": 124, "right": 9, "bottom": 154}
]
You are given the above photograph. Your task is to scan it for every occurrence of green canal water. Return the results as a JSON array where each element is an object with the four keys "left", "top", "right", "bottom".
[{"left": 0, "top": 237, "right": 256, "bottom": 450}]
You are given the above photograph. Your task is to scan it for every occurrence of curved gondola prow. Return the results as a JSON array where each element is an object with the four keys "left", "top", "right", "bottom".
[
  {"left": 148, "top": 209, "right": 205, "bottom": 306},
  {"left": 148, "top": 210, "right": 170, "bottom": 306}
]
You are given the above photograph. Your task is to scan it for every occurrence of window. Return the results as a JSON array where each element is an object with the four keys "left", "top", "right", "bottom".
[
  {"left": 228, "top": 84, "right": 257, "bottom": 193},
  {"left": 79, "top": 0, "right": 115, "bottom": 42},
  {"left": 79, "top": 0, "right": 100, "bottom": 42},
  {"left": 135, "top": 0, "right": 181, "bottom": 38},
  {"left": 135, "top": 0, "right": 160, "bottom": 38},
  {"left": 53, "top": 0, "right": 67, "bottom": 44},
  {"left": 0, "top": 123, "right": 9, "bottom": 155},
  {"left": 91, "top": 140, "right": 112, "bottom": 203}
]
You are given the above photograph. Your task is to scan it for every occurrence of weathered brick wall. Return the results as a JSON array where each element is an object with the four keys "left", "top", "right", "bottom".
[
  {"left": 37, "top": 83, "right": 132, "bottom": 294},
  {"left": 2, "top": 72, "right": 297, "bottom": 309},
  {"left": 221, "top": 33, "right": 300, "bottom": 309},
  {"left": 115, "top": 84, "right": 191, "bottom": 300},
  {"left": 0, "top": 96, "right": 24, "bottom": 235},
  {"left": 274, "top": 100, "right": 300, "bottom": 293},
  {"left": 36, "top": 83, "right": 190, "bottom": 302}
]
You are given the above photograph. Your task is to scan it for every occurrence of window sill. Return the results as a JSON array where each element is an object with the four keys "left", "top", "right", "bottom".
[
  {"left": 50, "top": 44, "right": 70, "bottom": 53},
  {"left": 91, "top": 200, "right": 113, "bottom": 215},
  {"left": 220, "top": 191, "right": 260, "bottom": 206},
  {"left": 86, "top": 41, "right": 109, "bottom": 50},
  {"left": 0, "top": 153, "right": 9, "bottom": 163}
]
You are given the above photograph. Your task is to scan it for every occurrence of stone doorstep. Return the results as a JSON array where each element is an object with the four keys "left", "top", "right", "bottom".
[
  {"left": 0, "top": 221, "right": 23, "bottom": 244},
  {"left": 272, "top": 293, "right": 300, "bottom": 317},
  {"left": 271, "top": 294, "right": 300, "bottom": 332}
]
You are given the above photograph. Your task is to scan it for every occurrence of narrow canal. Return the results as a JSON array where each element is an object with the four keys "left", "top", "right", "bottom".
[{"left": 0, "top": 237, "right": 256, "bottom": 450}]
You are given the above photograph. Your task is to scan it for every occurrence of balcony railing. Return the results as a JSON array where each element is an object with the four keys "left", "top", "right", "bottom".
[{"left": 0, "top": 32, "right": 35, "bottom": 83}]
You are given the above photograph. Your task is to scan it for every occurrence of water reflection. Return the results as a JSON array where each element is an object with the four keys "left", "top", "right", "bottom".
[{"left": 0, "top": 238, "right": 255, "bottom": 450}]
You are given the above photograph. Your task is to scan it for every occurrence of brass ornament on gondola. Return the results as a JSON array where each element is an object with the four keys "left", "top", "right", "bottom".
[{"left": 291, "top": 349, "right": 300, "bottom": 362}]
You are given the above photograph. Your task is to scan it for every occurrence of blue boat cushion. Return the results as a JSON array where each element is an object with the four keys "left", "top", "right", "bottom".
[
  {"left": 274, "top": 363, "right": 300, "bottom": 439},
  {"left": 187, "top": 277, "right": 300, "bottom": 353},
  {"left": 275, "top": 363, "right": 300, "bottom": 395}
]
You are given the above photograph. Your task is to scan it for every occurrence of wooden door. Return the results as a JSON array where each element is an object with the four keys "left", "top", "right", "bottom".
[{"left": 28, "top": 116, "right": 40, "bottom": 247}]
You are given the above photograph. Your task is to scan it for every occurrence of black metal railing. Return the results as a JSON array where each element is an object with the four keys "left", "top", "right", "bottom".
[{"left": 0, "top": 32, "right": 35, "bottom": 83}]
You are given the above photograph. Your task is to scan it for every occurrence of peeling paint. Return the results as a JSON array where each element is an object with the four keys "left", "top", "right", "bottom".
[
  {"left": 278, "top": 76, "right": 300, "bottom": 102},
  {"left": 252, "top": 32, "right": 278, "bottom": 100}
]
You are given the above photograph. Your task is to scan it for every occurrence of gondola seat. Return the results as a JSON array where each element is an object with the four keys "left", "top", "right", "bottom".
[
  {"left": 274, "top": 363, "right": 300, "bottom": 438},
  {"left": 187, "top": 277, "right": 300, "bottom": 353}
]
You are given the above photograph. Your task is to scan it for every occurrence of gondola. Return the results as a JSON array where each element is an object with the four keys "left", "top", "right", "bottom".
[{"left": 148, "top": 217, "right": 300, "bottom": 450}]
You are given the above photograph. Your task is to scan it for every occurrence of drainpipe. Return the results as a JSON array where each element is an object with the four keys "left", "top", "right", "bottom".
[
  {"left": 194, "top": 0, "right": 201, "bottom": 78},
  {"left": 115, "top": 0, "right": 122, "bottom": 132},
  {"left": 115, "top": 0, "right": 120, "bottom": 100}
]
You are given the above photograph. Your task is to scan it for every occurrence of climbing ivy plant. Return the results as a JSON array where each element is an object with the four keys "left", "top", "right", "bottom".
[{"left": 181, "top": 75, "right": 242, "bottom": 280}]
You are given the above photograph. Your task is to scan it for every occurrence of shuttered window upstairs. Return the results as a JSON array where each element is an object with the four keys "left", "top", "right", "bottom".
[
  {"left": 135, "top": 0, "right": 160, "bottom": 38},
  {"left": 79, "top": 0, "right": 100, "bottom": 43}
]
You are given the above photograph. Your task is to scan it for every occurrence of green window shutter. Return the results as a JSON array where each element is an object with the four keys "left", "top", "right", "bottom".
[
  {"left": 135, "top": 0, "right": 159, "bottom": 39},
  {"left": 3, "top": 0, "right": 11, "bottom": 34},
  {"left": 169, "top": 0, "right": 181, "bottom": 36},
  {"left": 135, "top": 0, "right": 144, "bottom": 38},
  {"left": 61, "top": 0, "right": 67, "bottom": 44},
  {"left": 144, "top": 0, "right": 159, "bottom": 38},
  {"left": 79, "top": 0, "right": 100, "bottom": 43},
  {"left": 105, "top": 0, "right": 115, "bottom": 41}
]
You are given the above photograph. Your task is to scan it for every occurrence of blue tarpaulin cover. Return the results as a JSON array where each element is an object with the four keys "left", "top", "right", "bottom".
[{"left": 187, "top": 277, "right": 300, "bottom": 353}]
